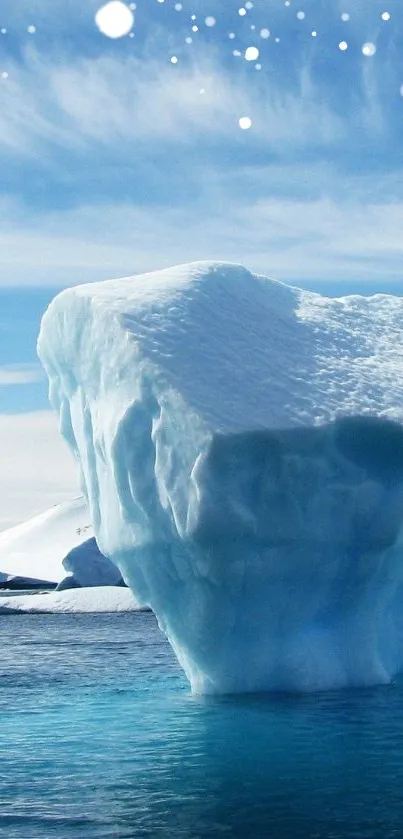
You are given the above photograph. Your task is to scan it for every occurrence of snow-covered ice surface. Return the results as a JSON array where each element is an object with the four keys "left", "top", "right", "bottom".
[
  {"left": 0, "top": 497, "right": 91, "bottom": 583},
  {"left": 0, "top": 586, "right": 143, "bottom": 613},
  {"left": 37, "top": 260, "right": 403, "bottom": 693},
  {"left": 0, "top": 497, "right": 122, "bottom": 587}
]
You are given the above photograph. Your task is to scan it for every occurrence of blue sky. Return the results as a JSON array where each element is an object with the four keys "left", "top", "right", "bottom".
[
  {"left": 1, "top": 0, "right": 403, "bottom": 287},
  {"left": 1, "top": 0, "right": 403, "bottom": 527}
]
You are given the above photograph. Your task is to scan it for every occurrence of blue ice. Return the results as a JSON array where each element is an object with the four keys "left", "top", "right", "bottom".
[{"left": 37, "top": 261, "right": 403, "bottom": 692}]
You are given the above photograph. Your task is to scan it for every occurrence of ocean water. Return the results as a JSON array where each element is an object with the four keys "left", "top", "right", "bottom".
[{"left": 2, "top": 613, "right": 403, "bottom": 839}]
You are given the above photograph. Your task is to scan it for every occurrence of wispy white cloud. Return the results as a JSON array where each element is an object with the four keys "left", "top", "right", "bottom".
[
  {"left": 0, "top": 47, "right": 349, "bottom": 157},
  {"left": 0, "top": 411, "right": 80, "bottom": 531},
  {"left": 0, "top": 38, "right": 401, "bottom": 289},
  {"left": 0, "top": 363, "right": 43, "bottom": 385},
  {"left": 1, "top": 193, "right": 403, "bottom": 287}
]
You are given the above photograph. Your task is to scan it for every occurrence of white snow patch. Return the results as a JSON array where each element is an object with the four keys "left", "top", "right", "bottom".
[
  {"left": 0, "top": 586, "right": 144, "bottom": 613},
  {"left": 0, "top": 497, "right": 91, "bottom": 582}
]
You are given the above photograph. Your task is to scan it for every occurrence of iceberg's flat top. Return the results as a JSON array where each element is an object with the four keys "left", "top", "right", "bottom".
[
  {"left": 40, "top": 260, "right": 403, "bottom": 432},
  {"left": 0, "top": 586, "right": 144, "bottom": 613}
]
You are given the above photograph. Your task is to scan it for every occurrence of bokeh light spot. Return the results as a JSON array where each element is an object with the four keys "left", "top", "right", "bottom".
[
  {"left": 95, "top": 1, "right": 134, "bottom": 38},
  {"left": 245, "top": 46, "right": 259, "bottom": 61},
  {"left": 362, "top": 42, "right": 376, "bottom": 56}
]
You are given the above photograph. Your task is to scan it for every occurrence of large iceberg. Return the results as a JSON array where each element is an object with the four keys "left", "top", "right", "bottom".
[{"left": 37, "top": 261, "right": 403, "bottom": 693}]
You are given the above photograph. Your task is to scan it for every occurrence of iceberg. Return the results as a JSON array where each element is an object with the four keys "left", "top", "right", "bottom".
[
  {"left": 37, "top": 261, "right": 403, "bottom": 693},
  {"left": 0, "top": 574, "right": 56, "bottom": 590},
  {"left": 59, "top": 536, "right": 124, "bottom": 589},
  {"left": 0, "top": 497, "right": 124, "bottom": 588},
  {"left": 0, "top": 586, "right": 144, "bottom": 613}
]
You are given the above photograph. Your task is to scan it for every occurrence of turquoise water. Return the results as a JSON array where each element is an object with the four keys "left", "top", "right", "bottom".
[{"left": 2, "top": 613, "right": 403, "bottom": 838}]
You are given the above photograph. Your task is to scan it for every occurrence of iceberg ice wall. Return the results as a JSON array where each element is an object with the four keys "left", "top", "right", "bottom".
[{"left": 37, "top": 261, "right": 403, "bottom": 692}]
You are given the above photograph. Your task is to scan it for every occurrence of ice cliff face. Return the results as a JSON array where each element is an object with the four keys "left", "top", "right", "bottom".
[{"left": 37, "top": 261, "right": 403, "bottom": 692}]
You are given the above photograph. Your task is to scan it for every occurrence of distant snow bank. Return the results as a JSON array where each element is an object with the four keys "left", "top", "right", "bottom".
[
  {"left": 0, "top": 586, "right": 146, "bottom": 614},
  {"left": 0, "top": 496, "right": 93, "bottom": 583},
  {"left": 0, "top": 497, "right": 123, "bottom": 588}
]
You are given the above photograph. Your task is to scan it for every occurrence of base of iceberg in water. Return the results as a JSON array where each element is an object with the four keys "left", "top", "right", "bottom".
[{"left": 37, "top": 261, "right": 403, "bottom": 693}]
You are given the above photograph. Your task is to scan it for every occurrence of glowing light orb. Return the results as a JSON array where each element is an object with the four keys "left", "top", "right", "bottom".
[
  {"left": 339, "top": 40, "right": 348, "bottom": 51},
  {"left": 95, "top": 1, "right": 134, "bottom": 38},
  {"left": 341, "top": 13, "right": 350, "bottom": 21},
  {"left": 245, "top": 46, "right": 259, "bottom": 61},
  {"left": 239, "top": 117, "right": 252, "bottom": 129},
  {"left": 362, "top": 42, "right": 376, "bottom": 56},
  {"left": 296, "top": 11, "right": 305, "bottom": 20},
  {"left": 260, "top": 28, "right": 270, "bottom": 38},
  {"left": 205, "top": 16, "right": 216, "bottom": 27},
  {"left": 381, "top": 11, "right": 391, "bottom": 20}
]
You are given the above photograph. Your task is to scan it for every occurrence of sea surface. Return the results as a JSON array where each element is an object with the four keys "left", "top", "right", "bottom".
[{"left": 2, "top": 612, "right": 403, "bottom": 839}]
